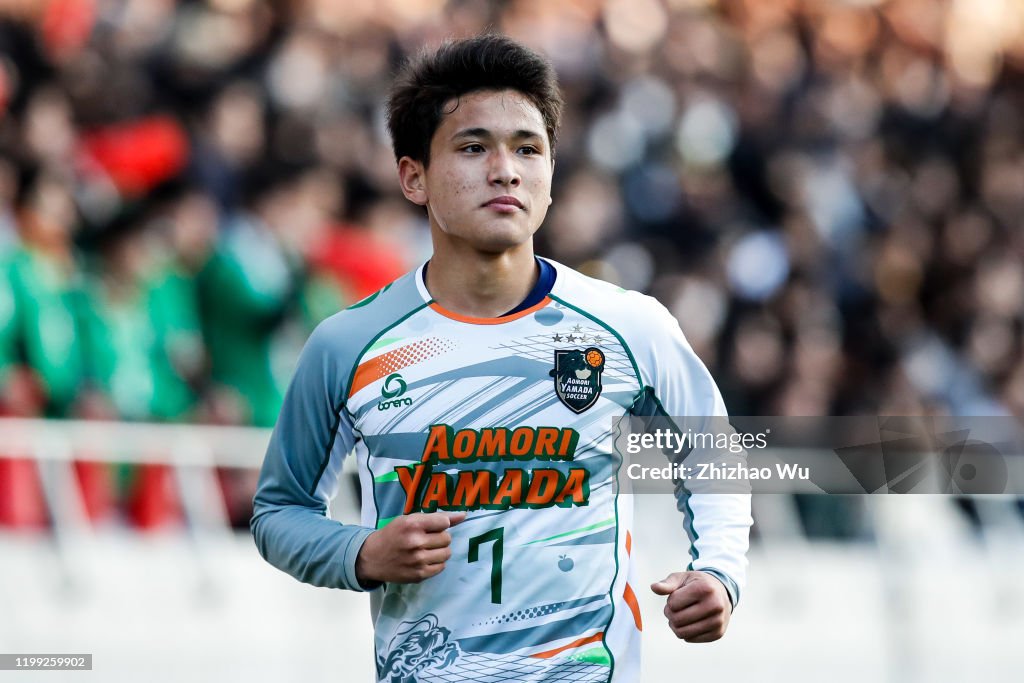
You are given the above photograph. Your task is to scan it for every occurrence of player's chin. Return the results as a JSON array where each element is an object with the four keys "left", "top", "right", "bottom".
[{"left": 467, "top": 223, "right": 535, "bottom": 253}]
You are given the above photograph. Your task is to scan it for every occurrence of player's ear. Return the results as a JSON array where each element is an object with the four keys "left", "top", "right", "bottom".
[
  {"left": 398, "top": 157, "right": 428, "bottom": 206},
  {"left": 547, "top": 157, "right": 555, "bottom": 205}
]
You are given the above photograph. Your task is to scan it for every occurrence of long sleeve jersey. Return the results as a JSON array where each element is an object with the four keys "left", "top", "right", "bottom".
[{"left": 251, "top": 258, "right": 752, "bottom": 683}]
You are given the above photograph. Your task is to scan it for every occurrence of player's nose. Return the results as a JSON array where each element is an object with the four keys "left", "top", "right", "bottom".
[{"left": 487, "top": 148, "right": 521, "bottom": 187}]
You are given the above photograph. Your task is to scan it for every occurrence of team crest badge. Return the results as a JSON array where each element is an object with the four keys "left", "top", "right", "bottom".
[{"left": 550, "top": 347, "right": 605, "bottom": 413}]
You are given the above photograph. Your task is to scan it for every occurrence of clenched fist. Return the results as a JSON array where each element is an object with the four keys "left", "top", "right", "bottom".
[
  {"left": 356, "top": 512, "right": 466, "bottom": 586},
  {"left": 651, "top": 571, "right": 732, "bottom": 643}
]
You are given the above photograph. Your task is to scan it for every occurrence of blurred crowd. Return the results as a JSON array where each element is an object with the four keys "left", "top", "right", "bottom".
[{"left": 1, "top": 0, "right": 1023, "bottom": 528}]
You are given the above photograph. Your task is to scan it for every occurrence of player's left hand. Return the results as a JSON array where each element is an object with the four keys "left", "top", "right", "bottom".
[{"left": 651, "top": 571, "right": 731, "bottom": 643}]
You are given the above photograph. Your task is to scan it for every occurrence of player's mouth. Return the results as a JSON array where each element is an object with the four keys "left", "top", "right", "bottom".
[{"left": 483, "top": 196, "right": 525, "bottom": 213}]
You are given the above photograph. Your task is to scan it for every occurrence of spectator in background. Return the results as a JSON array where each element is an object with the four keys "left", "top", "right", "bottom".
[
  {"left": 304, "top": 168, "right": 411, "bottom": 303},
  {"left": 197, "top": 163, "right": 345, "bottom": 427},
  {"left": 192, "top": 81, "right": 269, "bottom": 213},
  {"left": 0, "top": 165, "right": 83, "bottom": 417},
  {"left": 74, "top": 203, "right": 193, "bottom": 422},
  {"left": 147, "top": 186, "right": 217, "bottom": 421}
]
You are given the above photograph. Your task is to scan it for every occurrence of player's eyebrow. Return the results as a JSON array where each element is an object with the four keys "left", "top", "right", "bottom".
[{"left": 451, "top": 127, "right": 545, "bottom": 143}]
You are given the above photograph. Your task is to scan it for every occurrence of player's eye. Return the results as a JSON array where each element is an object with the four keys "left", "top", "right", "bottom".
[
  {"left": 518, "top": 145, "right": 540, "bottom": 155},
  {"left": 462, "top": 143, "right": 485, "bottom": 153}
]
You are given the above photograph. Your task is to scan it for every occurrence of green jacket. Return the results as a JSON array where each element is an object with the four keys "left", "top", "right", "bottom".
[
  {"left": 198, "top": 218, "right": 345, "bottom": 427},
  {"left": 0, "top": 246, "right": 83, "bottom": 415},
  {"left": 75, "top": 263, "right": 201, "bottom": 421}
]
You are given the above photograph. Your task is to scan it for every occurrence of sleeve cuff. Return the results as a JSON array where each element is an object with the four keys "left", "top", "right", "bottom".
[{"left": 341, "top": 526, "right": 381, "bottom": 592}]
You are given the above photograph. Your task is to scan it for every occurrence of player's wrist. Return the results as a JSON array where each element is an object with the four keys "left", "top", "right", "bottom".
[{"left": 354, "top": 532, "right": 385, "bottom": 586}]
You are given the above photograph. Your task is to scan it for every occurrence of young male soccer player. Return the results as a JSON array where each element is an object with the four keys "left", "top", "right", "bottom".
[{"left": 251, "top": 34, "right": 751, "bottom": 683}]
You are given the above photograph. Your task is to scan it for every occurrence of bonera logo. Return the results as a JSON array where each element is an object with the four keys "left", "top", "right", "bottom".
[{"left": 379, "top": 373, "right": 413, "bottom": 411}]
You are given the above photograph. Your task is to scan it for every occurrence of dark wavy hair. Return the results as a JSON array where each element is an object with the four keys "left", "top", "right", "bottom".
[{"left": 386, "top": 34, "right": 563, "bottom": 167}]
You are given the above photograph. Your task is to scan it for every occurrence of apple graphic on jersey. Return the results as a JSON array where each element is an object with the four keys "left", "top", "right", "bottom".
[{"left": 558, "top": 555, "right": 574, "bottom": 572}]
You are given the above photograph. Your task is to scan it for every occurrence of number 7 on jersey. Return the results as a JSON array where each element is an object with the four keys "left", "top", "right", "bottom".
[{"left": 468, "top": 527, "right": 504, "bottom": 604}]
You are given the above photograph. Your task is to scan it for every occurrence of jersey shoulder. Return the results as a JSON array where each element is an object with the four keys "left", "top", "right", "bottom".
[
  {"left": 548, "top": 260, "right": 684, "bottom": 393},
  {"left": 305, "top": 267, "right": 428, "bottom": 395},
  {"left": 547, "top": 258, "right": 678, "bottom": 334}
]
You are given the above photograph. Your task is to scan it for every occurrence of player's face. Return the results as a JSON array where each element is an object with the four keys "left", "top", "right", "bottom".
[{"left": 399, "top": 89, "right": 554, "bottom": 254}]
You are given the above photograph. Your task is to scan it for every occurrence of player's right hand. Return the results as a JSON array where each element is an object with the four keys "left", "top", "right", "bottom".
[{"left": 355, "top": 512, "right": 466, "bottom": 585}]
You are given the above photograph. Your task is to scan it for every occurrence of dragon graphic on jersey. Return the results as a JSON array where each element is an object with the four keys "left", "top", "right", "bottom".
[
  {"left": 377, "top": 614, "right": 461, "bottom": 683},
  {"left": 550, "top": 347, "right": 605, "bottom": 413}
]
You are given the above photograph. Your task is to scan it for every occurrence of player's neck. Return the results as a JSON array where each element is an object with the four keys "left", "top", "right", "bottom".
[{"left": 425, "top": 241, "right": 539, "bottom": 318}]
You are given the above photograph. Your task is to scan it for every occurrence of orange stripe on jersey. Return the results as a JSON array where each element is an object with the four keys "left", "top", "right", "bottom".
[
  {"left": 350, "top": 356, "right": 387, "bottom": 398},
  {"left": 349, "top": 337, "right": 454, "bottom": 398},
  {"left": 429, "top": 297, "right": 552, "bottom": 325},
  {"left": 529, "top": 631, "right": 604, "bottom": 659},
  {"left": 626, "top": 531, "right": 632, "bottom": 556},
  {"left": 624, "top": 582, "right": 643, "bottom": 631}
]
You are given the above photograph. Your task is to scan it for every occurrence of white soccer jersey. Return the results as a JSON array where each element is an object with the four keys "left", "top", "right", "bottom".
[{"left": 252, "top": 258, "right": 752, "bottom": 683}]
